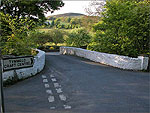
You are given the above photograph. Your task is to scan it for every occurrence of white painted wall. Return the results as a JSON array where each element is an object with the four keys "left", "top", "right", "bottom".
[
  {"left": 3, "top": 49, "right": 45, "bottom": 81},
  {"left": 60, "top": 47, "right": 149, "bottom": 70}
]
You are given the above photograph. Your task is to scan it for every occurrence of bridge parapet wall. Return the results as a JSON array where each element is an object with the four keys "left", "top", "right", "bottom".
[
  {"left": 60, "top": 47, "right": 149, "bottom": 70},
  {"left": 3, "top": 49, "right": 45, "bottom": 81}
]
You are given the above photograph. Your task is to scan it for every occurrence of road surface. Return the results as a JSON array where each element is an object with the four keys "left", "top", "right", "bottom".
[{"left": 4, "top": 52, "right": 150, "bottom": 113}]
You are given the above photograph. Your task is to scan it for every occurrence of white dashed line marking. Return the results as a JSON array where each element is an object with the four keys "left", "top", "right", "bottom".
[
  {"left": 44, "top": 84, "right": 50, "bottom": 88},
  {"left": 42, "top": 75, "right": 47, "bottom": 78},
  {"left": 46, "top": 89, "right": 52, "bottom": 94},
  {"left": 59, "top": 94, "right": 66, "bottom": 101},
  {"left": 51, "top": 78, "right": 57, "bottom": 82},
  {"left": 50, "top": 74, "right": 55, "bottom": 78},
  {"left": 64, "top": 105, "right": 71, "bottom": 109},
  {"left": 48, "top": 96, "right": 55, "bottom": 102},
  {"left": 43, "top": 79, "right": 48, "bottom": 83},
  {"left": 56, "top": 88, "right": 63, "bottom": 93},
  {"left": 50, "top": 107, "right": 55, "bottom": 109},
  {"left": 54, "top": 83, "right": 61, "bottom": 88}
]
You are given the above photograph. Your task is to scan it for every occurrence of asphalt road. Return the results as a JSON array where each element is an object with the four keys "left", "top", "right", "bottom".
[{"left": 4, "top": 52, "right": 150, "bottom": 113}]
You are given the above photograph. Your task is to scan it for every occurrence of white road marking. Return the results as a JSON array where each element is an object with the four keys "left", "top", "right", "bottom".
[
  {"left": 56, "top": 88, "right": 63, "bottom": 93},
  {"left": 64, "top": 105, "right": 71, "bottom": 109},
  {"left": 59, "top": 94, "right": 66, "bottom": 101},
  {"left": 43, "top": 79, "right": 48, "bottom": 83},
  {"left": 48, "top": 96, "right": 55, "bottom": 102},
  {"left": 50, "top": 74, "right": 55, "bottom": 78},
  {"left": 51, "top": 78, "right": 57, "bottom": 82},
  {"left": 45, "top": 84, "right": 50, "bottom": 88},
  {"left": 50, "top": 107, "right": 55, "bottom": 109},
  {"left": 54, "top": 83, "right": 61, "bottom": 88},
  {"left": 42, "top": 75, "right": 47, "bottom": 78},
  {"left": 46, "top": 90, "right": 52, "bottom": 94}
]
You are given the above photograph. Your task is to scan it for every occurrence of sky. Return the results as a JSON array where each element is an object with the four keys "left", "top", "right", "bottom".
[{"left": 45, "top": 1, "right": 92, "bottom": 17}]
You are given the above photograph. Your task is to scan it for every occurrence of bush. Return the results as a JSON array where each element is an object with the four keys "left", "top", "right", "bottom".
[
  {"left": 65, "top": 28, "right": 91, "bottom": 48},
  {"left": 0, "top": 12, "right": 36, "bottom": 56},
  {"left": 28, "top": 30, "right": 52, "bottom": 47},
  {"left": 49, "top": 29, "right": 65, "bottom": 45}
]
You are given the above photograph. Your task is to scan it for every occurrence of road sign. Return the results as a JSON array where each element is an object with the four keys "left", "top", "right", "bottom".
[
  {"left": 0, "top": 54, "right": 34, "bottom": 113},
  {"left": 2, "top": 56, "right": 34, "bottom": 72}
]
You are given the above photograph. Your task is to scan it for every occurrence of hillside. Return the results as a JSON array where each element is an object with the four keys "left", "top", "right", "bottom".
[{"left": 47, "top": 13, "right": 85, "bottom": 20}]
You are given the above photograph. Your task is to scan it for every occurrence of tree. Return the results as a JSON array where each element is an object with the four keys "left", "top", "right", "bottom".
[
  {"left": 29, "top": 31, "right": 52, "bottom": 47},
  {"left": 66, "top": 28, "right": 91, "bottom": 48},
  {"left": 85, "top": 0, "right": 106, "bottom": 17},
  {"left": 50, "top": 20, "right": 55, "bottom": 27},
  {"left": 66, "top": 17, "right": 71, "bottom": 23},
  {"left": 0, "top": 0, "right": 64, "bottom": 21},
  {"left": 89, "top": 0, "right": 150, "bottom": 57},
  {"left": 0, "top": 12, "right": 36, "bottom": 55},
  {"left": 50, "top": 29, "right": 64, "bottom": 45}
]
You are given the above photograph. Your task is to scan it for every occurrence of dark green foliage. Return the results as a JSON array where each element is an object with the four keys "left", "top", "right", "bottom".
[
  {"left": 0, "top": 0, "right": 64, "bottom": 22},
  {"left": 0, "top": 0, "right": 64, "bottom": 56},
  {"left": 88, "top": 0, "right": 150, "bottom": 57},
  {"left": 49, "top": 29, "right": 65, "bottom": 45},
  {"left": 66, "top": 28, "right": 91, "bottom": 48},
  {"left": 28, "top": 31, "right": 52, "bottom": 47}
]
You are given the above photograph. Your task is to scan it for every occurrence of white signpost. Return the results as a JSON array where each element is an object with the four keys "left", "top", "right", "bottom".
[{"left": 0, "top": 50, "right": 34, "bottom": 113}]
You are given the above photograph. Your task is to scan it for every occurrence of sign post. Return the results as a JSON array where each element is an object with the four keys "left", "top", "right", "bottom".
[
  {"left": 0, "top": 50, "right": 34, "bottom": 113},
  {"left": 2, "top": 56, "right": 34, "bottom": 72},
  {"left": 0, "top": 49, "right": 5, "bottom": 113}
]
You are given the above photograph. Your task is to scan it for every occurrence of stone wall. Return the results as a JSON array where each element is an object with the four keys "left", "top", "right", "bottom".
[
  {"left": 3, "top": 49, "right": 45, "bottom": 81},
  {"left": 60, "top": 47, "right": 149, "bottom": 70}
]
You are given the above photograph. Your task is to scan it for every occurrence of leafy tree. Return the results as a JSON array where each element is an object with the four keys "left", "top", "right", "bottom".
[
  {"left": 85, "top": 0, "right": 106, "bottom": 17},
  {"left": 89, "top": 0, "right": 150, "bottom": 57},
  {"left": 54, "top": 18, "right": 61, "bottom": 26},
  {"left": 0, "top": 0, "right": 64, "bottom": 21},
  {"left": 66, "top": 28, "right": 91, "bottom": 48},
  {"left": 50, "top": 20, "right": 55, "bottom": 27},
  {"left": 29, "top": 31, "right": 52, "bottom": 47},
  {"left": 49, "top": 29, "right": 64, "bottom": 45},
  {"left": 0, "top": 12, "right": 36, "bottom": 55},
  {"left": 66, "top": 17, "right": 71, "bottom": 23}
]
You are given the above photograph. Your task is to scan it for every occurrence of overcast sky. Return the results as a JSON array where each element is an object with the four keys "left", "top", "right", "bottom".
[{"left": 45, "top": 1, "right": 91, "bottom": 17}]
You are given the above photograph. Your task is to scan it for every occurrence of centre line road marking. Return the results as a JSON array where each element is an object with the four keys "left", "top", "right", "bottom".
[
  {"left": 51, "top": 78, "right": 57, "bottom": 82},
  {"left": 42, "top": 75, "right": 47, "bottom": 78},
  {"left": 46, "top": 89, "right": 53, "bottom": 94},
  {"left": 54, "top": 83, "right": 61, "bottom": 88},
  {"left": 59, "top": 94, "right": 66, "bottom": 101},
  {"left": 56, "top": 88, "right": 63, "bottom": 93},
  {"left": 50, "top": 74, "right": 55, "bottom": 78},
  {"left": 48, "top": 96, "right": 55, "bottom": 103},
  {"left": 43, "top": 79, "right": 48, "bottom": 83},
  {"left": 64, "top": 105, "right": 71, "bottom": 109},
  {"left": 50, "top": 107, "right": 56, "bottom": 109},
  {"left": 45, "top": 84, "right": 50, "bottom": 88}
]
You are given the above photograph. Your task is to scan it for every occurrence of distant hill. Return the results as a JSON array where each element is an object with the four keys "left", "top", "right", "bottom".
[{"left": 47, "top": 13, "right": 85, "bottom": 20}]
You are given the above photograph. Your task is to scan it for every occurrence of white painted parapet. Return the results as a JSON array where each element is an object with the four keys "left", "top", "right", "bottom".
[
  {"left": 60, "top": 47, "right": 149, "bottom": 70},
  {"left": 3, "top": 49, "right": 45, "bottom": 81}
]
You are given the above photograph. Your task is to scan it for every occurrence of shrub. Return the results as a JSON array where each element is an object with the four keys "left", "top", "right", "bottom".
[
  {"left": 49, "top": 29, "right": 65, "bottom": 45},
  {"left": 0, "top": 12, "right": 36, "bottom": 56},
  {"left": 65, "top": 28, "right": 91, "bottom": 48},
  {"left": 28, "top": 30, "right": 52, "bottom": 47}
]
